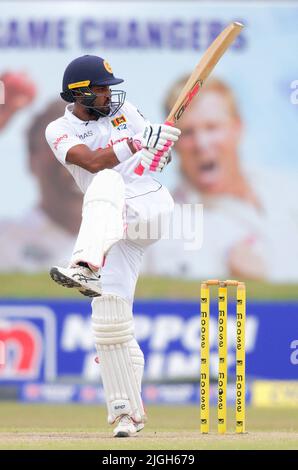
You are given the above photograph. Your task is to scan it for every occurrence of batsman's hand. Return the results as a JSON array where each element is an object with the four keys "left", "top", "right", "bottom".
[
  {"left": 138, "top": 147, "right": 172, "bottom": 173},
  {"left": 135, "top": 122, "right": 181, "bottom": 151}
]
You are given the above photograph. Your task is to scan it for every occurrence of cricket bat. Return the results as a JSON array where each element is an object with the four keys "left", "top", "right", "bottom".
[{"left": 134, "top": 21, "right": 244, "bottom": 175}]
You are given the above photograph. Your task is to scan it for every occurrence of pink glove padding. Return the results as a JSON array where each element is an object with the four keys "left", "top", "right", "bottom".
[{"left": 138, "top": 143, "right": 172, "bottom": 172}]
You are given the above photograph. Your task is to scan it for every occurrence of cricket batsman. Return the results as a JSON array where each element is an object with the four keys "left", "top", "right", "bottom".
[{"left": 45, "top": 55, "right": 180, "bottom": 437}]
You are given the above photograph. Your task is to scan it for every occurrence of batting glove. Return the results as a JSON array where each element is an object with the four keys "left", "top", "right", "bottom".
[
  {"left": 133, "top": 122, "right": 181, "bottom": 151},
  {"left": 138, "top": 147, "right": 172, "bottom": 172}
]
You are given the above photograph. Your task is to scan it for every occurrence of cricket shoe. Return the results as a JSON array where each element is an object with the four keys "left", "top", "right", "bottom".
[
  {"left": 113, "top": 415, "right": 144, "bottom": 438},
  {"left": 50, "top": 265, "right": 102, "bottom": 297},
  {"left": 135, "top": 422, "right": 145, "bottom": 433}
]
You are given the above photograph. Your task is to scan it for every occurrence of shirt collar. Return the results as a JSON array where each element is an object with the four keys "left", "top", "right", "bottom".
[{"left": 64, "top": 104, "right": 92, "bottom": 125}]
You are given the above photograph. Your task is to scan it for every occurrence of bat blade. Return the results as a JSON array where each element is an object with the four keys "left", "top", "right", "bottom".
[
  {"left": 167, "top": 22, "right": 244, "bottom": 124},
  {"left": 134, "top": 21, "right": 244, "bottom": 176}
]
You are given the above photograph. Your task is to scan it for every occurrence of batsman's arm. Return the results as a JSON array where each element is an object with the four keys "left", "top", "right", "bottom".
[{"left": 66, "top": 139, "right": 137, "bottom": 174}]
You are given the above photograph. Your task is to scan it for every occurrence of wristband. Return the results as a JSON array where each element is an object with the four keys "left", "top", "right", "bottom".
[{"left": 113, "top": 140, "right": 133, "bottom": 163}]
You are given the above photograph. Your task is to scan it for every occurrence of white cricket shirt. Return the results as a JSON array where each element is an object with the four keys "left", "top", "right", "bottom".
[{"left": 45, "top": 101, "right": 160, "bottom": 197}]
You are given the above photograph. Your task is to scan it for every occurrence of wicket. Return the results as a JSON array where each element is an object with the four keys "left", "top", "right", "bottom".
[{"left": 200, "top": 279, "right": 246, "bottom": 434}]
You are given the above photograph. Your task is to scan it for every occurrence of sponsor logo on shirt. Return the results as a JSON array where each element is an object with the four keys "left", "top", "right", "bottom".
[
  {"left": 104, "top": 137, "right": 130, "bottom": 149},
  {"left": 111, "top": 115, "right": 127, "bottom": 130},
  {"left": 76, "top": 130, "right": 94, "bottom": 140},
  {"left": 53, "top": 134, "right": 68, "bottom": 150}
]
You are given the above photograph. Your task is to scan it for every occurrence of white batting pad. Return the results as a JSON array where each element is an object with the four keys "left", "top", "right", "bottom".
[
  {"left": 91, "top": 295, "right": 146, "bottom": 424},
  {"left": 128, "top": 338, "right": 144, "bottom": 392},
  {"left": 71, "top": 170, "right": 125, "bottom": 268}
]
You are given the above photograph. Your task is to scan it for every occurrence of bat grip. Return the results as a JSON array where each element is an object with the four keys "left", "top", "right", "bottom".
[{"left": 134, "top": 120, "right": 175, "bottom": 176}]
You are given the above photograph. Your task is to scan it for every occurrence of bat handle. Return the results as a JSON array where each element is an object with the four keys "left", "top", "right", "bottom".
[{"left": 134, "top": 120, "right": 175, "bottom": 176}]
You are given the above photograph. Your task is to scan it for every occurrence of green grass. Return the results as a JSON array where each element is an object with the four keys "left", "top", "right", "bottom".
[
  {"left": 0, "top": 404, "right": 297, "bottom": 450},
  {"left": 0, "top": 273, "right": 298, "bottom": 300}
]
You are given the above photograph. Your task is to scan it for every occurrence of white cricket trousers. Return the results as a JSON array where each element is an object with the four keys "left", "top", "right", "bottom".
[{"left": 102, "top": 183, "right": 174, "bottom": 305}]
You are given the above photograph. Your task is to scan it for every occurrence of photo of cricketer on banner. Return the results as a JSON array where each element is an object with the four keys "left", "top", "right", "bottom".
[{"left": 0, "top": 4, "right": 297, "bottom": 282}]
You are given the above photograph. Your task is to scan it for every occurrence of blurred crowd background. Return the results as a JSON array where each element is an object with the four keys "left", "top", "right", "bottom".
[{"left": 1, "top": 0, "right": 298, "bottom": 282}]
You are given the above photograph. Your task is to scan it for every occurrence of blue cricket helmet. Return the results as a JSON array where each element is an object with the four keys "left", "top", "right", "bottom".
[
  {"left": 61, "top": 55, "right": 124, "bottom": 96},
  {"left": 60, "top": 55, "right": 125, "bottom": 118}
]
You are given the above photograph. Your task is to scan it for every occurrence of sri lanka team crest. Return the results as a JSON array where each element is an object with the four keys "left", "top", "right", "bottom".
[{"left": 112, "top": 115, "right": 127, "bottom": 130}]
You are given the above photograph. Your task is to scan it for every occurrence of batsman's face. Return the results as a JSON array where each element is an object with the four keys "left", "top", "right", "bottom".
[
  {"left": 90, "top": 85, "right": 111, "bottom": 116},
  {"left": 175, "top": 91, "right": 242, "bottom": 194}
]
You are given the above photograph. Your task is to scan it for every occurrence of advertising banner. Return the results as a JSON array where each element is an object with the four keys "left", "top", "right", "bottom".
[{"left": 0, "top": 299, "right": 297, "bottom": 384}]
